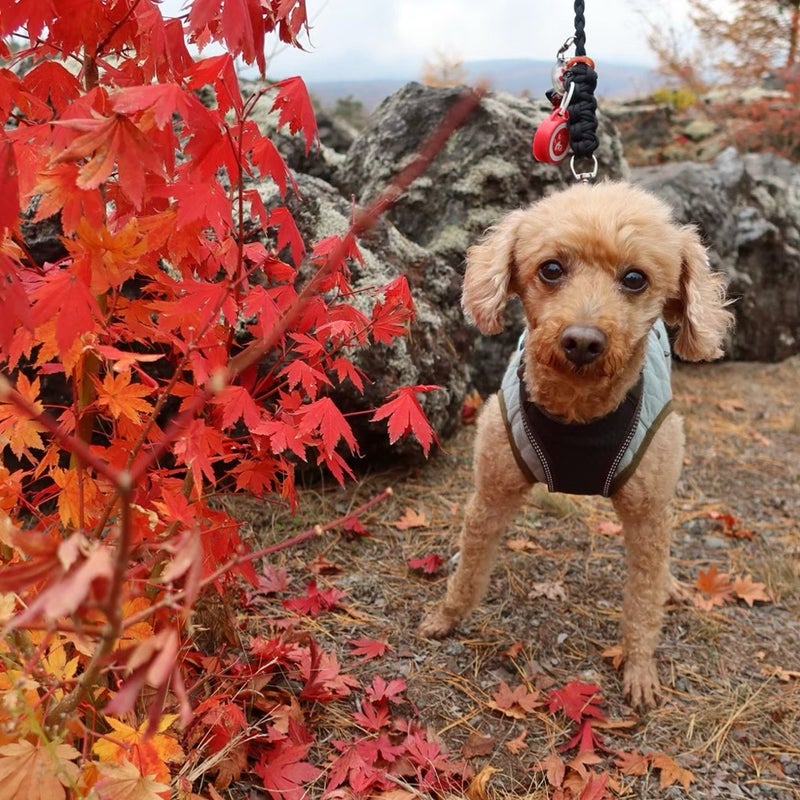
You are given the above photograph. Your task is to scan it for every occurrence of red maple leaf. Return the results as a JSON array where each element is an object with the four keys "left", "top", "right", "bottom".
[
  {"left": 282, "top": 580, "right": 347, "bottom": 617},
  {"left": 371, "top": 385, "right": 439, "bottom": 456},
  {"left": 349, "top": 636, "right": 392, "bottom": 661},
  {"left": 183, "top": 53, "right": 243, "bottom": 116},
  {"left": 294, "top": 641, "right": 359, "bottom": 702},
  {"left": 351, "top": 700, "right": 392, "bottom": 732},
  {"left": 370, "top": 276, "right": 415, "bottom": 344},
  {"left": 270, "top": 76, "right": 318, "bottom": 153},
  {"left": 561, "top": 719, "right": 608, "bottom": 755},
  {"left": 214, "top": 384, "right": 264, "bottom": 430},
  {"left": 253, "top": 741, "right": 320, "bottom": 800},
  {"left": 407, "top": 553, "right": 444, "bottom": 575},
  {"left": 488, "top": 681, "right": 544, "bottom": 718},
  {"left": 52, "top": 111, "right": 166, "bottom": 208},
  {"left": 548, "top": 681, "right": 606, "bottom": 723},
  {"left": 326, "top": 743, "right": 372, "bottom": 793},
  {"left": 268, "top": 206, "right": 306, "bottom": 266},
  {"left": 365, "top": 675, "right": 406, "bottom": 704},
  {"left": 29, "top": 263, "right": 101, "bottom": 360},
  {"left": 250, "top": 132, "right": 296, "bottom": 196},
  {"left": 0, "top": 136, "right": 20, "bottom": 231},
  {"left": 297, "top": 397, "right": 357, "bottom": 457}
]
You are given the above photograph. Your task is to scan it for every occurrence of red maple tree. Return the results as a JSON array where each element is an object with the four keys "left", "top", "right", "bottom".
[{"left": 0, "top": 2, "right": 483, "bottom": 796}]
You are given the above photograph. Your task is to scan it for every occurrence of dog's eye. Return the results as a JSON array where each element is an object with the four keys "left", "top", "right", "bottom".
[
  {"left": 620, "top": 269, "right": 648, "bottom": 293},
  {"left": 538, "top": 261, "right": 565, "bottom": 285}
]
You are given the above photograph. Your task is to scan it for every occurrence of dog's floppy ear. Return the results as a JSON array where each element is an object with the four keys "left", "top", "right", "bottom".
[
  {"left": 663, "top": 226, "right": 734, "bottom": 361},
  {"left": 462, "top": 209, "right": 525, "bottom": 334}
]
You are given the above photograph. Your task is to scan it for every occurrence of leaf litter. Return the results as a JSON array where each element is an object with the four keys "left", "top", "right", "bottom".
[{"left": 223, "top": 356, "right": 800, "bottom": 799}]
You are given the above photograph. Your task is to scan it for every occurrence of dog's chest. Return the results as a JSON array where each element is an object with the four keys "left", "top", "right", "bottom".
[{"left": 498, "top": 321, "right": 673, "bottom": 497}]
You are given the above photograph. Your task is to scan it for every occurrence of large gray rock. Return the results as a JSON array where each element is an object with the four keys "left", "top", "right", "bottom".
[
  {"left": 337, "top": 82, "right": 628, "bottom": 270},
  {"left": 335, "top": 82, "right": 628, "bottom": 394},
  {"left": 634, "top": 149, "right": 800, "bottom": 361}
]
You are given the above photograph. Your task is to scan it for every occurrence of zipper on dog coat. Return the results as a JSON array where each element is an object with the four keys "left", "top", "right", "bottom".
[{"left": 498, "top": 320, "right": 674, "bottom": 497}]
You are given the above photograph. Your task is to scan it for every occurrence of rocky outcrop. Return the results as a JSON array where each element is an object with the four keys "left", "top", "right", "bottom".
[
  {"left": 634, "top": 148, "right": 800, "bottom": 362},
  {"left": 246, "top": 82, "right": 799, "bottom": 460},
  {"left": 330, "top": 82, "right": 628, "bottom": 394},
  {"left": 336, "top": 82, "right": 627, "bottom": 269}
]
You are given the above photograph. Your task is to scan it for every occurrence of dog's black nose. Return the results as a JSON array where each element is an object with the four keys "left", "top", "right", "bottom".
[{"left": 560, "top": 325, "right": 607, "bottom": 366}]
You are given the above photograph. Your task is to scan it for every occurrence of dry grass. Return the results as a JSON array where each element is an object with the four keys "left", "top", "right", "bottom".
[{"left": 224, "top": 357, "right": 800, "bottom": 799}]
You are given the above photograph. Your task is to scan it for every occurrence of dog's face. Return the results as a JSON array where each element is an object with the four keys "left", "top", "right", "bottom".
[{"left": 463, "top": 182, "right": 733, "bottom": 416}]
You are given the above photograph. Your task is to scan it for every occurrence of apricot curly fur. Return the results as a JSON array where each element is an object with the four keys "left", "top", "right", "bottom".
[{"left": 419, "top": 181, "right": 734, "bottom": 709}]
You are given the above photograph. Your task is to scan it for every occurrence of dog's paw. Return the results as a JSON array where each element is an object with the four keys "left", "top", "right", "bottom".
[
  {"left": 667, "top": 573, "right": 693, "bottom": 604},
  {"left": 622, "top": 659, "right": 661, "bottom": 710},
  {"left": 417, "top": 606, "right": 459, "bottom": 639}
]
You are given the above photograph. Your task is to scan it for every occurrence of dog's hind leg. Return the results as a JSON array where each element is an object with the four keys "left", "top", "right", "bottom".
[{"left": 418, "top": 395, "right": 530, "bottom": 638}]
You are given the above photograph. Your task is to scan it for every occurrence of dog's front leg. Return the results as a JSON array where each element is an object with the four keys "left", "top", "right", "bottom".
[
  {"left": 611, "top": 412, "right": 685, "bottom": 709},
  {"left": 418, "top": 396, "right": 530, "bottom": 638}
]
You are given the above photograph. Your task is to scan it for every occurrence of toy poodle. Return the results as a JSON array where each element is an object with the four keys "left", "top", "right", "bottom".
[{"left": 418, "top": 181, "right": 733, "bottom": 709}]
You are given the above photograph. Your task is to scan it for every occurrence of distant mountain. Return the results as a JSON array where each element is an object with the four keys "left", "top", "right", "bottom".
[{"left": 305, "top": 58, "right": 659, "bottom": 111}]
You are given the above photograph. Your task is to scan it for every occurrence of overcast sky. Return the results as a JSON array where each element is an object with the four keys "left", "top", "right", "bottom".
[{"left": 262, "top": 0, "right": 693, "bottom": 80}]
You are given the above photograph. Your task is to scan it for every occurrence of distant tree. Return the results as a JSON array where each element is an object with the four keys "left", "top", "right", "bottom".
[
  {"left": 647, "top": 0, "right": 800, "bottom": 161},
  {"left": 649, "top": 0, "right": 800, "bottom": 87},
  {"left": 333, "top": 95, "right": 368, "bottom": 129},
  {"left": 421, "top": 49, "right": 468, "bottom": 87}
]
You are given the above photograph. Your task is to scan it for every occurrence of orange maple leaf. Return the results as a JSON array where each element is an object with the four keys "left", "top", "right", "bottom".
[
  {"left": 392, "top": 507, "right": 429, "bottom": 530},
  {"left": 651, "top": 753, "right": 695, "bottom": 790},
  {"left": 732, "top": 574, "right": 771, "bottom": 606},
  {"left": 534, "top": 752, "right": 566, "bottom": 788},
  {"left": 488, "top": 681, "right": 543, "bottom": 719},
  {"left": 68, "top": 218, "right": 148, "bottom": 294},
  {"left": 0, "top": 373, "right": 46, "bottom": 458},
  {"left": 51, "top": 466, "right": 101, "bottom": 528},
  {"left": 93, "top": 759, "right": 170, "bottom": 800},
  {"left": 0, "top": 739, "right": 80, "bottom": 800},
  {"left": 613, "top": 749, "right": 650, "bottom": 776},
  {"left": 505, "top": 727, "right": 528, "bottom": 754},
  {"left": 93, "top": 370, "right": 154, "bottom": 424},
  {"left": 93, "top": 715, "right": 183, "bottom": 784},
  {"left": 694, "top": 565, "right": 734, "bottom": 610}
]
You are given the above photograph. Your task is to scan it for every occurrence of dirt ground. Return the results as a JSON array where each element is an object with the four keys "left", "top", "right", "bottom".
[{"left": 231, "top": 356, "right": 800, "bottom": 799}]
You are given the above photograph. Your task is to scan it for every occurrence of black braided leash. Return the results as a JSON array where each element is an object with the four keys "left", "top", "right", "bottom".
[{"left": 564, "top": 0, "right": 599, "bottom": 166}]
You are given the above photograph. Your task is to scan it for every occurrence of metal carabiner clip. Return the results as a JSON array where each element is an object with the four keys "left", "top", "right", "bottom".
[{"left": 570, "top": 154, "right": 598, "bottom": 183}]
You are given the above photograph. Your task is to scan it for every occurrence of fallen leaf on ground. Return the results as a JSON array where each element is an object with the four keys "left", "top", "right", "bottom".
[
  {"left": 307, "top": 554, "right": 340, "bottom": 574},
  {"left": 693, "top": 565, "right": 734, "bottom": 610},
  {"left": 502, "top": 641, "right": 525, "bottom": 659},
  {"left": 760, "top": 664, "right": 800, "bottom": 681},
  {"left": 462, "top": 732, "right": 495, "bottom": 758},
  {"left": 613, "top": 749, "right": 650, "bottom": 776},
  {"left": 506, "top": 538, "right": 537, "bottom": 552},
  {"left": 651, "top": 753, "right": 695, "bottom": 790},
  {"left": 716, "top": 397, "right": 746, "bottom": 413},
  {"left": 93, "top": 760, "right": 171, "bottom": 800},
  {"left": 465, "top": 765, "right": 499, "bottom": 800},
  {"left": 732, "top": 574, "right": 771, "bottom": 606},
  {"left": 0, "top": 739, "right": 80, "bottom": 800},
  {"left": 601, "top": 645, "right": 623, "bottom": 670},
  {"left": 392, "top": 508, "right": 429, "bottom": 530},
  {"left": 534, "top": 752, "right": 566, "bottom": 788},
  {"left": 529, "top": 581, "right": 566, "bottom": 601},
  {"left": 488, "top": 681, "right": 543, "bottom": 718},
  {"left": 348, "top": 636, "right": 392, "bottom": 661},
  {"left": 595, "top": 520, "right": 622, "bottom": 536},
  {"left": 407, "top": 553, "right": 443, "bottom": 574},
  {"left": 93, "top": 714, "right": 183, "bottom": 784},
  {"left": 505, "top": 728, "right": 527, "bottom": 754}
]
